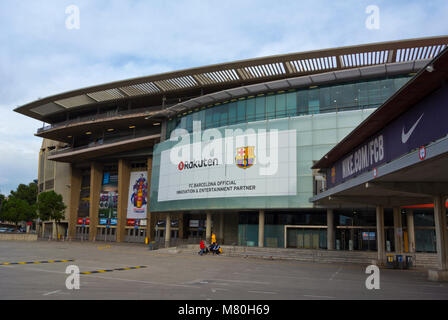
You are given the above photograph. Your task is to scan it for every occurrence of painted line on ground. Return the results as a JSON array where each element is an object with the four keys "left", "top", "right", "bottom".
[
  {"left": 303, "top": 294, "right": 336, "bottom": 299},
  {"left": 80, "top": 266, "right": 147, "bottom": 275},
  {"left": 42, "top": 290, "right": 61, "bottom": 296},
  {"left": 248, "top": 290, "right": 278, "bottom": 295},
  {"left": 0, "top": 259, "right": 74, "bottom": 265}
]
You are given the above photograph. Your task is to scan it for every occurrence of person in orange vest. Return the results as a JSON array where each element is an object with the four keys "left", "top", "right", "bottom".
[{"left": 211, "top": 232, "right": 216, "bottom": 244}]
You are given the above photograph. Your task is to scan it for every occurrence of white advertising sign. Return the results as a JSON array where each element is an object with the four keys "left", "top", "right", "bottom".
[
  {"left": 157, "top": 129, "right": 297, "bottom": 202},
  {"left": 127, "top": 171, "right": 148, "bottom": 219}
]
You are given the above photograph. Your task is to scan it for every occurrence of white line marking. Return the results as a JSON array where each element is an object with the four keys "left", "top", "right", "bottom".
[
  {"left": 248, "top": 290, "right": 278, "bottom": 295},
  {"left": 212, "top": 279, "right": 270, "bottom": 285},
  {"left": 304, "top": 294, "right": 336, "bottom": 299},
  {"left": 43, "top": 290, "right": 61, "bottom": 296},
  {"left": 329, "top": 267, "right": 342, "bottom": 281}
]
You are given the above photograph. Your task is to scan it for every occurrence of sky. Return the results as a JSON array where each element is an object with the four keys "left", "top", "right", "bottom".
[{"left": 0, "top": 0, "right": 447, "bottom": 195}]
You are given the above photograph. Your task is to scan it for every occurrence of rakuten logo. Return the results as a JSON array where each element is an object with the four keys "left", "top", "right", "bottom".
[{"left": 178, "top": 158, "right": 219, "bottom": 171}]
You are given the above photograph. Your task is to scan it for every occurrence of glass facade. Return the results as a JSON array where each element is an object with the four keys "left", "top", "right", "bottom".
[{"left": 166, "top": 75, "right": 412, "bottom": 138}]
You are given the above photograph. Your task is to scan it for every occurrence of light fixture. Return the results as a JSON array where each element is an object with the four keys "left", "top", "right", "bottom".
[
  {"left": 67, "top": 135, "right": 72, "bottom": 138},
  {"left": 426, "top": 65, "right": 434, "bottom": 73},
  {"left": 85, "top": 131, "right": 92, "bottom": 135},
  {"left": 107, "top": 128, "right": 114, "bottom": 132},
  {"left": 129, "top": 125, "right": 136, "bottom": 129},
  {"left": 153, "top": 122, "right": 161, "bottom": 126}
]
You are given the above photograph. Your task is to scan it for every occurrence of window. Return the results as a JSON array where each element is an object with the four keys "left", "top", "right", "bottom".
[
  {"left": 266, "top": 95, "right": 276, "bottom": 119},
  {"left": 255, "top": 96, "right": 265, "bottom": 121},
  {"left": 237, "top": 100, "right": 246, "bottom": 123},
  {"left": 275, "top": 93, "right": 286, "bottom": 118},
  {"left": 246, "top": 98, "right": 255, "bottom": 122}
]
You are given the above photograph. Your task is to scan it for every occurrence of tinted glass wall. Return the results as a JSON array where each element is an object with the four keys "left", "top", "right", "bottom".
[{"left": 166, "top": 75, "right": 411, "bottom": 138}]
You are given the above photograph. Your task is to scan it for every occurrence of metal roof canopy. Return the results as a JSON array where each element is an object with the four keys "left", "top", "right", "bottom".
[
  {"left": 311, "top": 47, "right": 448, "bottom": 208},
  {"left": 14, "top": 36, "right": 448, "bottom": 123},
  {"left": 313, "top": 46, "right": 448, "bottom": 170},
  {"left": 148, "top": 60, "right": 427, "bottom": 120}
]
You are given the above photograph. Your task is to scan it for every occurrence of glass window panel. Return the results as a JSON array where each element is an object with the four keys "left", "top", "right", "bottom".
[
  {"left": 205, "top": 108, "right": 213, "bottom": 129},
  {"left": 228, "top": 102, "right": 237, "bottom": 125},
  {"left": 255, "top": 96, "right": 265, "bottom": 121},
  {"left": 286, "top": 92, "right": 297, "bottom": 116},
  {"left": 246, "top": 98, "right": 255, "bottom": 122},
  {"left": 236, "top": 100, "right": 246, "bottom": 124},
  {"left": 308, "top": 88, "right": 320, "bottom": 114},
  {"left": 297, "top": 90, "right": 308, "bottom": 115},
  {"left": 342, "top": 83, "right": 356, "bottom": 109},
  {"left": 219, "top": 105, "right": 228, "bottom": 127},
  {"left": 368, "top": 80, "right": 382, "bottom": 105},
  {"left": 212, "top": 106, "right": 221, "bottom": 128},
  {"left": 380, "top": 79, "right": 395, "bottom": 100},
  {"left": 357, "top": 81, "right": 369, "bottom": 107},
  {"left": 330, "top": 85, "right": 342, "bottom": 110},
  {"left": 275, "top": 93, "right": 286, "bottom": 118},
  {"left": 319, "top": 87, "right": 331, "bottom": 111},
  {"left": 266, "top": 95, "right": 276, "bottom": 119}
]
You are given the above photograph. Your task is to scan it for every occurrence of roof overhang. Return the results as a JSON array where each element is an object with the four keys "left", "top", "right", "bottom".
[
  {"left": 14, "top": 36, "right": 448, "bottom": 123},
  {"left": 311, "top": 136, "right": 448, "bottom": 208},
  {"left": 147, "top": 60, "right": 427, "bottom": 119},
  {"left": 47, "top": 134, "right": 160, "bottom": 163}
]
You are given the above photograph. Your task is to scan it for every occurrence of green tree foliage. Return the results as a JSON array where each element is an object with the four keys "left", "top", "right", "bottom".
[
  {"left": 0, "top": 196, "right": 36, "bottom": 227},
  {"left": 10, "top": 182, "right": 38, "bottom": 206},
  {"left": 36, "top": 191, "right": 67, "bottom": 238}
]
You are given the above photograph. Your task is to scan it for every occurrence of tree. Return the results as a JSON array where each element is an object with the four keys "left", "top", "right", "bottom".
[
  {"left": 36, "top": 191, "right": 66, "bottom": 239},
  {"left": 0, "top": 196, "right": 36, "bottom": 228},
  {"left": 10, "top": 182, "right": 38, "bottom": 206}
]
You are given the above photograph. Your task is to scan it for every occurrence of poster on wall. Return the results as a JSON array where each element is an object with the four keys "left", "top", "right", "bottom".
[
  {"left": 127, "top": 171, "right": 148, "bottom": 219},
  {"left": 157, "top": 130, "right": 297, "bottom": 202},
  {"left": 98, "top": 172, "right": 118, "bottom": 220}
]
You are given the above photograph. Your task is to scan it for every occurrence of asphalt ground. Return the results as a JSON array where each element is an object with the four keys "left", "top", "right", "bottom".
[{"left": 0, "top": 240, "right": 447, "bottom": 300}]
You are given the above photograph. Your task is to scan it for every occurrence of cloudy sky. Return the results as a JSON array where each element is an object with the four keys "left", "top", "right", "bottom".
[{"left": 0, "top": 0, "right": 447, "bottom": 194}]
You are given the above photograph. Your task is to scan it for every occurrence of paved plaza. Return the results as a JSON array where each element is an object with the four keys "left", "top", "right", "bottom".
[{"left": 0, "top": 241, "right": 447, "bottom": 300}]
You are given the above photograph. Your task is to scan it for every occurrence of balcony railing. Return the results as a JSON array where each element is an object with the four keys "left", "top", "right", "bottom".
[{"left": 36, "top": 105, "right": 167, "bottom": 134}]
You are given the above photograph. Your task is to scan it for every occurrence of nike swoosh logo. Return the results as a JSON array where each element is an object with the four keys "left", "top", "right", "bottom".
[{"left": 401, "top": 113, "right": 424, "bottom": 144}]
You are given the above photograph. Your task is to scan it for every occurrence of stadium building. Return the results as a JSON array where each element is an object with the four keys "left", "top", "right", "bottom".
[{"left": 15, "top": 36, "right": 448, "bottom": 265}]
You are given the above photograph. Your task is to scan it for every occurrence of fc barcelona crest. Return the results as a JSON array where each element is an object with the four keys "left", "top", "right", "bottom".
[{"left": 235, "top": 146, "right": 255, "bottom": 169}]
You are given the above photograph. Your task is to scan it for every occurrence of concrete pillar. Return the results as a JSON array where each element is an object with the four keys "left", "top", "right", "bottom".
[
  {"left": 206, "top": 212, "right": 212, "bottom": 242},
  {"left": 219, "top": 213, "right": 224, "bottom": 244},
  {"left": 165, "top": 213, "right": 171, "bottom": 248},
  {"left": 376, "top": 206, "right": 385, "bottom": 265},
  {"left": 146, "top": 157, "right": 153, "bottom": 242},
  {"left": 116, "top": 159, "right": 131, "bottom": 243},
  {"left": 406, "top": 209, "right": 416, "bottom": 253},
  {"left": 393, "top": 207, "right": 403, "bottom": 253},
  {"left": 327, "top": 209, "right": 334, "bottom": 250},
  {"left": 434, "top": 195, "right": 448, "bottom": 270},
  {"left": 89, "top": 162, "right": 103, "bottom": 241},
  {"left": 68, "top": 166, "right": 82, "bottom": 239},
  {"left": 258, "top": 210, "right": 265, "bottom": 248}
]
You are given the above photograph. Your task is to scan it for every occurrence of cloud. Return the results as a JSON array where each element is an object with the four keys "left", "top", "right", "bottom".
[{"left": 0, "top": 0, "right": 447, "bottom": 194}]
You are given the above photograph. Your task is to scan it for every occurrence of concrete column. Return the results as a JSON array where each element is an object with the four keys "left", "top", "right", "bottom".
[
  {"left": 116, "top": 159, "right": 131, "bottom": 243},
  {"left": 165, "top": 213, "right": 171, "bottom": 248},
  {"left": 393, "top": 207, "right": 403, "bottom": 253},
  {"left": 219, "top": 213, "right": 224, "bottom": 244},
  {"left": 434, "top": 195, "right": 448, "bottom": 270},
  {"left": 327, "top": 209, "right": 334, "bottom": 250},
  {"left": 146, "top": 157, "right": 153, "bottom": 242},
  {"left": 68, "top": 166, "right": 82, "bottom": 240},
  {"left": 206, "top": 212, "right": 212, "bottom": 242},
  {"left": 89, "top": 162, "right": 103, "bottom": 241},
  {"left": 406, "top": 209, "right": 416, "bottom": 253},
  {"left": 258, "top": 210, "right": 265, "bottom": 248},
  {"left": 376, "top": 206, "right": 385, "bottom": 265}
]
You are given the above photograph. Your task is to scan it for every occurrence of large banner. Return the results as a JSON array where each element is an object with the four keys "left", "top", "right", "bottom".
[
  {"left": 158, "top": 129, "right": 297, "bottom": 202},
  {"left": 127, "top": 171, "right": 148, "bottom": 219}
]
